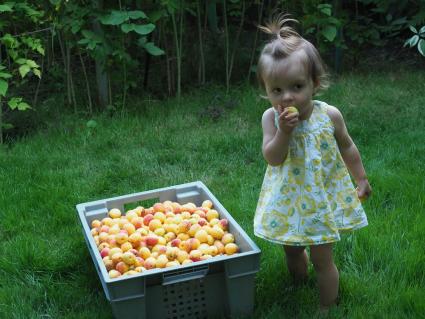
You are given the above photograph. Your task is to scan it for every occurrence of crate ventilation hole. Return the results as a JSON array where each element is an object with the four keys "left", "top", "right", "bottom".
[{"left": 163, "top": 280, "right": 207, "bottom": 319}]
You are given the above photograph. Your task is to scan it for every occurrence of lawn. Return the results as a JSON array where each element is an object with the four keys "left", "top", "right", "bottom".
[{"left": 0, "top": 69, "right": 424, "bottom": 319}]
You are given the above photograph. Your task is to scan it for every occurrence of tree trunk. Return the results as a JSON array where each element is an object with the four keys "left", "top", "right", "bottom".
[
  {"left": 247, "top": 0, "right": 264, "bottom": 82},
  {"left": 228, "top": 0, "right": 245, "bottom": 85},
  {"left": 223, "top": 0, "right": 230, "bottom": 93},
  {"left": 93, "top": 0, "right": 109, "bottom": 109},
  {"left": 171, "top": 9, "right": 181, "bottom": 99},
  {"left": 78, "top": 50, "right": 93, "bottom": 114},
  {"left": 197, "top": 0, "right": 205, "bottom": 85}
]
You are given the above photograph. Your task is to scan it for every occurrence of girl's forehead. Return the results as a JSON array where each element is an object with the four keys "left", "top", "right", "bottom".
[{"left": 264, "top": 52, "right": 309, "bottom": 83}]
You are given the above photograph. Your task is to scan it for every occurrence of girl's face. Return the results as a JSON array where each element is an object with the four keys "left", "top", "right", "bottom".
[{"left": 263, "top": 51, "right": 317, "bottom": 119}]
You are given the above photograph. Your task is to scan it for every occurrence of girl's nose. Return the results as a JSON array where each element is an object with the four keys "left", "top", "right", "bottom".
[{"left": 282, "top": 92, "right": 293, "bottom": 103}]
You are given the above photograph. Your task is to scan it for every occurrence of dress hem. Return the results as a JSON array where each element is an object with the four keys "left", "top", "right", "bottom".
[
  {"left": 254, "top": 230, "right": 340, "bottom": 246},
  {"left": 254, "top": 220, "right": 368, "bottom": 246}
]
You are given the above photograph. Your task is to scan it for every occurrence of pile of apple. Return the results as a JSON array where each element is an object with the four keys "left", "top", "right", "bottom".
[{"left": 89, "top": 200, "right": 239, "bottom": 279}]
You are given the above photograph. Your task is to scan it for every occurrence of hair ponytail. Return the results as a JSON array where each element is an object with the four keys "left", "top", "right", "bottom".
[{"left": 258, "top": 14, "right": 299, "bottom": 40}]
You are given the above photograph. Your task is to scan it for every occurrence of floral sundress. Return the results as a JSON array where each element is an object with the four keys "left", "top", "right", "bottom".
[{"left": 254, "top": 100, "right": 368, "bottom": 246}]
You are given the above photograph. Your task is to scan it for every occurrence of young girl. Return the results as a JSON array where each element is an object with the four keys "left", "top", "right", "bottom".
[{"left": 253, "top": 15, "right": 372, "bottom": 312}]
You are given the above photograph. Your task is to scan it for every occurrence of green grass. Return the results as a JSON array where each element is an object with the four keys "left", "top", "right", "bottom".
[{"left": 0, "top": 69, "right": 424, "bottom": 318}]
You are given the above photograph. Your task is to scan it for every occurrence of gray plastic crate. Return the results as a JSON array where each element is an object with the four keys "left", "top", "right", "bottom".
[{"left": 76, "top": 181, "right": 261, "bottom": 319}]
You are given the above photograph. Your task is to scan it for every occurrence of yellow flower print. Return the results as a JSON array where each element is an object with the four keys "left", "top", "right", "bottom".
[
  {"left": 277, "top": 197, "right": 292, "bottom": 207},
  {"left": 336, "top": 191, "right": 357, "bottom": 209},
  {"left": 295, "top": 196, "right": 317, "bottom": 217},
  {"left": 261, "top": 210, "right": 289, "bottom": 237},
  {"left": 287, "top": 164, "right": 305, "bottom": 185},
  {"left": 323, "top": 211, "right": 337, "bottom": 231}
]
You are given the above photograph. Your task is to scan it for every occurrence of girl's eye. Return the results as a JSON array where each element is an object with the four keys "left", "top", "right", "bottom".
[{"left": 294, "top": 84, "right": 303, "bottom": 90}]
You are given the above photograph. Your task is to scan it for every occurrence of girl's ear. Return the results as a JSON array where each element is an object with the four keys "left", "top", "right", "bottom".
[{"left": 313, "top": 79, "right": 320, "bottom": 94}]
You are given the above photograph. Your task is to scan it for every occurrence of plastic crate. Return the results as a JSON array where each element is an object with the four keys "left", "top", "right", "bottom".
[{"left": 76, "top": 181, "right": 261, "bottom": 319}]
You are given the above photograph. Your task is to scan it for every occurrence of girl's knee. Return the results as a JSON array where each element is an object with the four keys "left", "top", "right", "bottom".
[
  {"left": 311, "top": 257, "right": 335, "bottom": 272},
  {"left": 310, "top": 244, "right": 334, "bottom": 270}
]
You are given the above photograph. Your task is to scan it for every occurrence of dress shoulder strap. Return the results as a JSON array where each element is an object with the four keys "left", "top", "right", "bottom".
[
  {"left": 313, "top": 100, "right": 335, "bottom": 131},
  {"left": 273, "top": 109, "right": 279, "bottom": 128}
]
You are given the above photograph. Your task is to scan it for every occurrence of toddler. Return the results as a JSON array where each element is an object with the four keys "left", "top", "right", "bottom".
[{"left": 253, "top": 15, "right": 372, "bottom": 313}]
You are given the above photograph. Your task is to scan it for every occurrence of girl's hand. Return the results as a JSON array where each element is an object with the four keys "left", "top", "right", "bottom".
[
  {"left": 277, "top": 105, "right": 299, "bottom": 134},
  {"left": 356, "top": 179, "right": 372, "bottom": 202}
]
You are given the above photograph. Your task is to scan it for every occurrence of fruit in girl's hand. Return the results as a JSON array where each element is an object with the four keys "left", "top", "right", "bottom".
[
  {"left": 286, "top": 106, "right": 298, "bottom": 114},
  {"left": 91, "top": 200, "right": 241, "bottom": 279}
]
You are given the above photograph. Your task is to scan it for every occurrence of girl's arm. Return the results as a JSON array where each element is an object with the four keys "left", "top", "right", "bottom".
[
  {"left": 261, "top": 107, "right": 297, "bottom": 166},
  {"left": 327, "top": 105, "right": 372, "bottom": 200}
]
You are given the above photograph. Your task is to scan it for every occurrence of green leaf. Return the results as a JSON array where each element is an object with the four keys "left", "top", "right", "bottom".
[
  {"left": 410, "top": 35, "right": 419, "bottom": 47},
  {"left": 133, "top": 24, "right": 155, "bottom": 35},
  {"left": 0, "top": 65, "right": 5, "bottom": 71},
  {"left": 143, "top": 42, "right": 164, "bottom": 56},
  {"left": 149, "top": 10, "right": 166, "bottom": 23},
  {"left": 321, "top": 26, "right": 337, "bottom": 42},
  {"left": 81, "top": 30, "right": 102, "bottom": 42},
  {"left": 318, "top": 4, "right": 332, "bottom": 16},
  {"left": 137, "top": 37, "right": 147, "bottom": 46},
  {"left": 418, "top": 39, "right": 425, "bottom": 57},
  {"left": 409, "top": 25, "right": 418, "bottom": 34},
  {"left": 33, "top": 69, "right": 41, "bottom": 78},
  {"left": 121, "top": 23, "right": 134, "bottom": 33},
  {"left": 403, "top": 38, "right": 411, "bottom": 47},
  {"left": 8, "top": 97, "right": 21, "bottom": 110},
  {"left": 86, "top": 120, "right": 97, "bottom": 129},
  {"left": 128, "top": 10, "right": 147, "bottom": 19},
  {"left": 0, "top": 4, "right": 13, "bottom": 12},
  {"left": 71, "top": 24, "right": 81, "bottom": 34},
  {"left": 0, "top": 79, "right": 8, "bottom": 97},
  {"left": 19, "top": 65, "right": 31, "bottom": 78},
  {"left": 17, "top": 101, "right": 30, "bottom": 111},
  {"left": 420, "top": 26, "right": 425, "bottom": 35},
  {"left": 26, "top": 59, "right": 39, "bottom": 68},
  {"left": 16, "top": 58, "right": 26, "bottom": 65},
  {"left": 2, "top": 123, "right": 14, "bottom": 130},
  {"left": 1, "top": 33, "right": 15, "bottom": 47},
  {"left": 100, "top": 10, "right": 129, "bottom": 25},
  {"left": 36, "top": 46, "right": 45, "bottom": 55},
  {"left": 0, "top": 72, "right": 12, "bottom": 79}
]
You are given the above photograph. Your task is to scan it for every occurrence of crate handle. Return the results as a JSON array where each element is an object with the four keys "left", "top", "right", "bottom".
[{"left": 162, "top": 265, "right": 209, "bottom": 286}]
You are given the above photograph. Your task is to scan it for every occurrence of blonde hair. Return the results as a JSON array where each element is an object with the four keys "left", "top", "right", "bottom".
[{"left": 257, "top": 14, "right": 329, "bottom": 93}]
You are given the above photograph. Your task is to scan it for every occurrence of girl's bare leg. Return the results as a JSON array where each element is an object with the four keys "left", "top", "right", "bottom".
[
  {"left": 310, "top": 243, "right": 339, "bottom": 311},
  {"left": 283, "top": 245, "right": 308, "bottom": 284}
]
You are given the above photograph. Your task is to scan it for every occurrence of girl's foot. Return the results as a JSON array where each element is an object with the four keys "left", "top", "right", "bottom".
[{"left": 318, "top": 305, "right": 330, "bottom": 316}]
